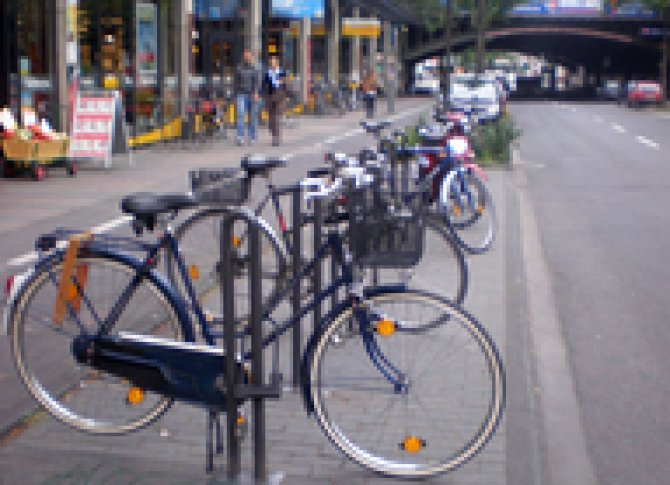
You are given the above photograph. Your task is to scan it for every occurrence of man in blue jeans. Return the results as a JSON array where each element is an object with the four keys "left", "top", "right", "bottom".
[{"left": 235, "top": 49, "right": 262, "bottom": 145}]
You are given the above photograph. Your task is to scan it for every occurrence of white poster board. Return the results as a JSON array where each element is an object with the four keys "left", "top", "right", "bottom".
[{"left": 69, "top": 92, "right": 118, "bottom": 168}]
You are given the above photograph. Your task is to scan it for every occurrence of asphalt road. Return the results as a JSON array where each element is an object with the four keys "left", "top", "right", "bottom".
[{"left": 512, "top": 101, "right": 670, "bottom": 485}]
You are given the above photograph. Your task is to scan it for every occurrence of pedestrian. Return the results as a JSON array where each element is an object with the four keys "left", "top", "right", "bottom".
[
  {"left": 264, "top": 55, "right": 286, "bottom": 146},
  {"left": 234, "top": 49, "right": 262, "bottom": 146},
  {"left": 362, "top": 69, "right": 378, "bottom": 119}
]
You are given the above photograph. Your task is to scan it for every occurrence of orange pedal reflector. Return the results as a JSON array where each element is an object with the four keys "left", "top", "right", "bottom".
[
  {"left": 375, "top": 319, "right": 396, "bottom": 337},
  {"left": 452, "top": 206, "right": 461, "bottom": 217},
  {"left": 126, "top": 387, "right": 145, "bottom": 405},
  {"left": 400, "top": 436, "right": 425, "bottom": 454},
  {"left": 232, "top": 236, "right": 242, "bottom": 248},
  {"left": 188, "top": 264, "right": 200, "bottom": 280},
  {"left": 236, "top": 414, "right": 246, "bottom": 426}
]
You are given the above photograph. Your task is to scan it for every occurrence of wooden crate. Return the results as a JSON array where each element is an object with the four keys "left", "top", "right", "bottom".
[{"left": 34, "top": 139, "right": 69, "bottom": 161}]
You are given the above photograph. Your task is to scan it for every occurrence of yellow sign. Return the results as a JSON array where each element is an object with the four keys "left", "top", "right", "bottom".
[{"left": 342, "top": 18, "right": 380, "bottom": 38}]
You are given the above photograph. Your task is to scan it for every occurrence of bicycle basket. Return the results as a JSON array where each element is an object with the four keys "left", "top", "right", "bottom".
[
  {"left": 346, "top": 186, "right": 424, "bottom": 268},
  {"left": 190, "top": 168, "right": 250, "bottom": 205}
]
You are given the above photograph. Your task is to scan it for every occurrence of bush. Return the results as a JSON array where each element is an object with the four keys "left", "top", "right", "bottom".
[{"left": 472, "top": 115, "right": 521, "bottom": 165}]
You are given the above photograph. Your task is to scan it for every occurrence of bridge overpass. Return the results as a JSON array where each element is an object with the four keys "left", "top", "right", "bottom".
[{"left": 405, "top": 14, "right": 666, "bottom": 81}]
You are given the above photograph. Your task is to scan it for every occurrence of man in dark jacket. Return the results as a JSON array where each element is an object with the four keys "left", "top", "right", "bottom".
[{"left": 235, "top": 49, "right": 261, "bottom": 145}]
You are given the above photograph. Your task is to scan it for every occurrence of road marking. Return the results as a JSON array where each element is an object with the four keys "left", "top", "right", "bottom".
[
  {"left": 570, "top": 106, "right": 577, "bottom": 113},
  {"left": 594, "top": 115, "right": 603, "bottom": 123},
  {"left": 611, "top": 123, "right": 626, "bottom": 133},
  {"left": 5, "top": 216, "right": 132, "bottom": 268},
  {"left": 636, "top": 135, "right": 660, "bottom": 149},
  {"left": 514, "top": 154, "right": 598, "bottom": 485}
]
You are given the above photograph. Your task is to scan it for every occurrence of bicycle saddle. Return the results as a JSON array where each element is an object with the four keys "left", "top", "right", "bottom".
[
  {"left": 360, "top": 120, "right": 391, "bottom": 134},
  {"left": 121, "top": 193, "right": 197, "bottom": 217},
  {"left": 241, "top": 155, "right": 287, "bottom": 176}
]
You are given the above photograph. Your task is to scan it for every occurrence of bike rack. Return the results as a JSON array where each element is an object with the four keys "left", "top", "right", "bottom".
[{"left": 204, "top": 212, "right": 281, "bottom": 480}]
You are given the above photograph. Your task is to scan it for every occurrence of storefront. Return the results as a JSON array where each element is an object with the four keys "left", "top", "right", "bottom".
[
  {"left": 1, "top": 0, "right": 56, "bottom": 127},
  {"left": 76, "top": 0, "right": 181, "bottom": 135}
]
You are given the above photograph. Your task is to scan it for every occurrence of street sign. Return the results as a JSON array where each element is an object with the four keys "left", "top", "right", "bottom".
[{"left": 342, "top": 18, "right": 381, "bottom": 38}]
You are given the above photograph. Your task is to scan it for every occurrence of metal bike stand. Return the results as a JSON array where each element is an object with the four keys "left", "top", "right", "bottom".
[
  {"left": 312, "top": 198, "right": 323, "bottom": 331},
  {"left": 248, "top": 215, "right": 266, "bottom": 480},
  {"left": 291, "top": 187, "right": 303, "bottom": 388},
  {"left": 221, "top": 215, "right": 241, "bottom": 478}
]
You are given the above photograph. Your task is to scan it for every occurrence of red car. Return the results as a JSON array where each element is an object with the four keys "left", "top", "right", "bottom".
[{"left": 626, "top": 81, "right": 663, "bottom": 108}]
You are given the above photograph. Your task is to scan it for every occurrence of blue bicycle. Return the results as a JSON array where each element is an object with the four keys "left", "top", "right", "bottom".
[{"left": 6, "top": 177, "right": 504, "bottom": 478}]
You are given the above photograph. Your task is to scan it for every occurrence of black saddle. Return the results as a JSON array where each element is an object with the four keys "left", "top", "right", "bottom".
[
  {"left": 241, "top": 155, "right": 287, "bottom": 177},
  {"left": 120, "top": 193, "right": 196, "bottom": 229},
  {"left": 360, "top": 120, "right": 392, "bottom": 134}
]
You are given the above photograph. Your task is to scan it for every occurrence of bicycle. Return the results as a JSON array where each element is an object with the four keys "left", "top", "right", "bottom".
[
  {"left": 167, "top": 153, "right": 468, "bottom": 327},
  {"left": 7, "top": 170, "right": 504, "bottom": 479}
]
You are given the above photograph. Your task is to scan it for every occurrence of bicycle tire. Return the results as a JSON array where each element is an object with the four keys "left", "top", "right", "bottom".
[
  {"left": 440, "top": 171, "right": 497, "bottom": 255},
  {"left": 307, "top": 289, "right": 505, "bottom": 478},
  {"left": 9, "top": 250, "right": 183, "bottom": 434},
  {"left": 166, "top": 207, "right": 288, "bottom": 330}
]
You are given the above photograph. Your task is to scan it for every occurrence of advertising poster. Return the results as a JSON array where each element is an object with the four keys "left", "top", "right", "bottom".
[
  {"left": 69, "top": 93, "right": 117, "bottom": 165},
  {"left": 194, "top": 0, "right": 239, "bottom": 19},
  {"left": 136, "top": 3, "right": 158, "bottom": 87}
]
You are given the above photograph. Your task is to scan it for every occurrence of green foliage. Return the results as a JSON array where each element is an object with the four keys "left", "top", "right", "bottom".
[{"left": 471, "top": 114, "right": 521, "bottom": 164}]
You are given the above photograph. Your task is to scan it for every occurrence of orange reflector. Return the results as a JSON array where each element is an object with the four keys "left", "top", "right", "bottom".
[
  {"left": 401, "top": 436, "right": 424, "bottom": 454},
  {"left": 375, "top": 319, "right": 396, "bottom": 337},
  {"left": 189, "top": 264, "right": 200, "bottom": 280},
  {"left": 236, "top": 414, "right": 246, "bottom": 426},
  {"left": 476, "top": 205, "right": 485, "bottom": 215},
  {"left": 232, "top": 236, "right": 242, "bottom": 248},
  {"left": 452, "top": 206, "right": 461, "bottom": 217},
  {"left": 126, "top": 387, "right": 145, "bottom": 405}
]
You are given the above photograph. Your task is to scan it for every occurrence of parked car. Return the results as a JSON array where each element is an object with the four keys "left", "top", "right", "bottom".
[
  {"left": 449, "top": 74, "right": 503, "bottom": 123},
  {"left": 597, "top": 80, "right": 622, "bottom": 101},
  {"left": 623, "top": 80, "right": 663, "bottom": 108}
]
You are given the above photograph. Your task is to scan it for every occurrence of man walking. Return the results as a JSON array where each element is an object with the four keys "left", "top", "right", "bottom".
[
  {"left": 235, "top": 49, "right": 261, "bottom": 145},
  {"left": 264, "top": 56, "right": 286, "bottom": 146}
]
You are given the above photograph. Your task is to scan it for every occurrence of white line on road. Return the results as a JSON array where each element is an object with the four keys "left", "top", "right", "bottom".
[
  {"left": 611, "top": 123, "right": 626, "bottom": 133},
  {"left": 570, "top": 106, "right": 577, "bottom": 113},
  {"left": 593, "top": 115, "right": 603, "bottom": 123},
  {"left": 636, "top": 135, "right": 660, "bottom": 149}
]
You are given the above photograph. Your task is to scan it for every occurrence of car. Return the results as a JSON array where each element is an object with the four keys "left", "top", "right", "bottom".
[
  {"left": 449, "top": 74, "right": 503, "bottom": 123},
  {"left": 597, "top": 80, "right": 621, "bottom": 101},
  {"left": 624, "top": 80, "right": 663, "bottom": 108}
]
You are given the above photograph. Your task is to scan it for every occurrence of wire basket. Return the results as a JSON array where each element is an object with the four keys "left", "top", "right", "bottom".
[
  {"left": 346, "top": 186, "right": 424, "bottom": 268},
  {"left": 189, "top": 168, "right": 250, "bottom": 205}
]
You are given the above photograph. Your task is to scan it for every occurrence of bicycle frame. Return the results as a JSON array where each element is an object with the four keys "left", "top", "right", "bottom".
[{"left": 38, "top": 217, "right": 409, "bottom": 394}]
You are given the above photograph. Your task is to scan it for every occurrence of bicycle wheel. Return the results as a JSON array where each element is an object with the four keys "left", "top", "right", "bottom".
[
  {"left": 368, "top": 215, "right": 468, "bottom": 305},
  {"left": 166, "top": 207, "right": 288, "bottom": 328},
  {"left": 10, "top": 251, "right": 183, "bottom": 434},
  {"left": 307, "top": 289, "right": 504, "bottom": 478},
  {"left": 440, "top": 170, "right": 497, "bottom": 255}
]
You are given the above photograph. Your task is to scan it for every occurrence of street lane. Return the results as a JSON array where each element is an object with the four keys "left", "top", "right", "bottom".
[{"left": 512, "top": 102, "right": 670, "bottom": 485}]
